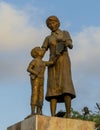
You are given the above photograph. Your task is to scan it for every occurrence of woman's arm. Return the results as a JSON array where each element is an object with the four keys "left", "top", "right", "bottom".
[
  {"left": 41, "top": 36, "right": 49, "bottom": 55},
  {"left": 63, "top": 31, "right": 73, "bottom": 49},
  {"left": 44, "top": 61, "right": 54, "bottom": 66}
]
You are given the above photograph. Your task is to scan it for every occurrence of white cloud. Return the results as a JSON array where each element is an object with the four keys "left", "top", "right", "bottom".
[
  {"left": 0, "top": 2, "right": 48, "bottom": 51},
  {"left": 0, "top": 2, "right": 49, "bottom": 83},
  {"left": 71, "top": 26, "right": 100, "bottom": 76},
  {"left": 70, "top": 26, "right": 100, "bottom": 110}
]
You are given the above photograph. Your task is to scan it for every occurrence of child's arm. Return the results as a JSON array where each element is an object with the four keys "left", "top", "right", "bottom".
[{"left": 27, "top": 60, "right": 38, "bottom": 76}]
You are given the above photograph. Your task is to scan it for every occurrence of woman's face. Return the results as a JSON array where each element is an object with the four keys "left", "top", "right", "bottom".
[{"left": 47, "top": 20, "right": 59, "bottom": 32}]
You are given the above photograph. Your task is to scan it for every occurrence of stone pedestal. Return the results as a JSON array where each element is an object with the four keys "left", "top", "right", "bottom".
[{"left": 7, "top": 115, "right": 95, "bottom": 130}]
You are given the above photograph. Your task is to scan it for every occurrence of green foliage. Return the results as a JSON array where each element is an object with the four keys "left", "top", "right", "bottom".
[
  {"left": 70, "top": 104, "right": 100, "bottom": 130},
  {"left": 56, "top": 103, "right": 100, "bottom": 129}
]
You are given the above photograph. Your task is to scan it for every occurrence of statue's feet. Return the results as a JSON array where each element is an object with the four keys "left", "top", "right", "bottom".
[{"left": 66, "top": 113, "right": 71, "bottom": 118}]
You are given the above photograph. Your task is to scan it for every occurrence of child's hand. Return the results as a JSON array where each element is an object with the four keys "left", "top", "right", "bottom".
[
  {"left": 30, "top": 74, "right": 36, "bottom": 79},
  {"left": 49, "top": 60, "right": 54, "bottom": 65}
]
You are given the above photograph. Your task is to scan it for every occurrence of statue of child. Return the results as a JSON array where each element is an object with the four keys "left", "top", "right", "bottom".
[{"left": 27, "top": 46, "right": 53, "bottom": 116}]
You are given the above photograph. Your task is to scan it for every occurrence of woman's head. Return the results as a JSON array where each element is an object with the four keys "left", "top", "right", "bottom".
[{"left": 46, "top": 16, "right": 60, "bottom": 31}]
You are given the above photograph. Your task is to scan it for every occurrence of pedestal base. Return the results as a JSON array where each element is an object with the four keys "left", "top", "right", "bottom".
[{"left": 7, "top": 115, "right": 95, "bottom": 130}]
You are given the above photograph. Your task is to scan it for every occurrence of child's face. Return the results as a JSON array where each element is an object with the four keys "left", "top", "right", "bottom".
[{"left": 37, "top": 48, "right": 44, "bottom": 58}]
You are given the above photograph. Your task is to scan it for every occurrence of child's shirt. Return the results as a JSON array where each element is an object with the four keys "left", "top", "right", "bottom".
[{"left": 28, "top": 58, "right": 46, "bottom": 79}]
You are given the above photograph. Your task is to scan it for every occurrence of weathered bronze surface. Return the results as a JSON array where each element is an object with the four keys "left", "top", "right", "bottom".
[
  {"left": 41, "top": 16, "right": 76, "bottom": 117},
  {"left": 27, "top": 47, "right": 53, "bottom": 116}
]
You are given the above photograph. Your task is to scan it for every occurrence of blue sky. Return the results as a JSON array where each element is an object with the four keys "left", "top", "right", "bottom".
[{"left": 0, "top": 0, "right": 100, "bottom": 130}]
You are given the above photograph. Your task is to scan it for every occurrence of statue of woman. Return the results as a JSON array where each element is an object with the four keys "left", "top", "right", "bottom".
[{"left": 41, "top": 16, "right": 76, "bottom": 117}]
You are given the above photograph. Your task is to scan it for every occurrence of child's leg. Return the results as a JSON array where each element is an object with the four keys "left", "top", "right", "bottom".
[
  {"left": 31, "top": 79, "right": 39, "bottom": 115},
  {"left": 38, "top": 80, "right": 43, "bottom": 115}
]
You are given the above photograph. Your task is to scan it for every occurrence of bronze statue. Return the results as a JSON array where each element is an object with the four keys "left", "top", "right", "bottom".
[
  {"left": 41, "top": 16, "right": 76, "bottom": 118},
  {"left": 27, "top": 47, "right": 53, "bottom": 116}
]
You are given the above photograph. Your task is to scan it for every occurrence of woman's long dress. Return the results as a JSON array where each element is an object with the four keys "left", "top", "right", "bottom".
[{"left": 42, "top": 29, "right": 76, "bottom": 102}]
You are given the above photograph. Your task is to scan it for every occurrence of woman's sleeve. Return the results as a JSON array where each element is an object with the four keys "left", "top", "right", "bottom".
[
  {"left": 64, "top": 31, "right": 73, "bottom": 49},
  {"left": 41, "top": 36, "right": 49, "bottom": 51}
]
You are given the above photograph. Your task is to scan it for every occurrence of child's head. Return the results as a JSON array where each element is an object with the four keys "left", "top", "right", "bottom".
[{"left": 31, "top": 47, "right": 43, "bottom": 58}]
